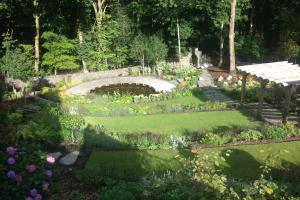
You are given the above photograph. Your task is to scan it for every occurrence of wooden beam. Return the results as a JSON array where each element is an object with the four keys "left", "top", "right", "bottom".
[
  {"left": 240, "top": 73, "right": 248, "bottom": 106},
  {"left": 282, "top": 85, "right": 293, "bottom": 124},
  {"left": 257, "top": 80, "right": 268, "bottom": 120}
]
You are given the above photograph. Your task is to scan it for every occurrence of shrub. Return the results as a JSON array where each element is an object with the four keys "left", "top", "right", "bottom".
[
  {"left": 0, "top": 144, "right": 57, "bottom": 200},
  {"left": 60, "top": 113, "right": 85, "bottom": 142},
  {"left": 199, "top": 133, "right": 232, "bottom": 145},
  {"left": 239, "top": 129, "right": 264, "bottom": 141},
  {"left": 99, "top": 186, "right": 136, "bottom": 200},
  {"left": 16, "top": 121, "right": 61, "bottom": 144},
  {"left": 169, "top": 135, "right": 187, "bottom": 149},
  {"left": 283, "top": 121, "right": 300, "bottom": 137},
  {"left": 263, "top": 126, "right": 289, "bottom": 139}
]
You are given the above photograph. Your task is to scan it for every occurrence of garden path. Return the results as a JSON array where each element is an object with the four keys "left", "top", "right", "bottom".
[
  {"left": 198, "top": 72, "right": 237, "bottom": 106},
  {"left": 198, "top": 72, "right": 299, "bottom": 125},
  {"left": 244, "top": 103, "right": 299, "bottom": 125},
  {"left": 66, "top": 76, "right": 176, "bottom": 96}
]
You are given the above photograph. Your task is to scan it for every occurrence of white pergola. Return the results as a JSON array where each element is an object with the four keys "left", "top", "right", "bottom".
[{"left": 237, "top": 61, "right": 300, "bottom": 123}]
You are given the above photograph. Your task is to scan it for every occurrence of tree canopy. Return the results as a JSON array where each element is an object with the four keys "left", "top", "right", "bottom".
[{"left": 0, "top": 0, "right": 299, "bottom": 75}]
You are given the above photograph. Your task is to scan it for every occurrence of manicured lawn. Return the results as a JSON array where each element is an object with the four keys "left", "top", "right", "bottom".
[
  {"left": 83, "top": 141, "right": 300, "bottom": 180},
  {"left": 84, "top": 149, "right": 187, "bottom": 180},
  {"left": 84, "top": 110, "right": 258, "bottom": 135},
  {"left": 201, "top": 140, "right": 300, "bottom": 180}
]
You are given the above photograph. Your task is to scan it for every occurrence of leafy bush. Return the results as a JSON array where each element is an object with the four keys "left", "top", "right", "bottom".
[
  {"left": 263, "top": 126, "right": 289, "bottom": 139},
  {"left": 99, "top": 186, "right": 136, "bottom": 200},
  {"left": 60, "top": 112, "right": 85, "bottom": 142},
  {"left": 199, "top": 133, "right": 232, "bottom": 145},
  {"left": 0, "top": 144, "right": 57, "bottom": 200},
  {"left": 169, "top": 135, "right": 187, "bottom": 149},
  {"left": 239, "top": 129, "right": 264, "bottom": 141},
  {"left": 17, "top": 121, "right": 60, "bottom": 144}
]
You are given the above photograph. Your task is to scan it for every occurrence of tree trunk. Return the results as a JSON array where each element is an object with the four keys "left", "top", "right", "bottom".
[
  {"left": 141, "top": 52, "right": 145, "bottom": 75},
  {"left": 229, "top": 0, "right": 237, "bottom": 73},
  {"left": 249, "top": 0, "right": 254, "bottom": 34},
  {"left": 78, "top": 31, "right": 88, "bottom": 73},
  {"left": 218, "top": 22, "right": 224, "bottom": 67},
  {"left": 33, "top": 0, "right": 40, "bottom": 74},
  {"left": 91, "top": 0, "right": 107, "bottom": 26},
  {"left": 177, "top": 18, "right": 181, "bottom": 62}
]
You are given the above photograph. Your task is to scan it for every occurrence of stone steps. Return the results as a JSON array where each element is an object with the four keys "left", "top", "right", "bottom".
[{"left": 198, "top": 73, "right": 238, "bottom": 106}]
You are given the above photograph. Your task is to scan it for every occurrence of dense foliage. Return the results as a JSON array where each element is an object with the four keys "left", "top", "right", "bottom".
[{"left": 0, "top": 0, "right": 299, "bottom": 76}]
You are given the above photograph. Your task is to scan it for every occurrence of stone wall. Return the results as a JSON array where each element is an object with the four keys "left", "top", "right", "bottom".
[{"left": 30, "top": 68, "right": 131, "bottom": 88}]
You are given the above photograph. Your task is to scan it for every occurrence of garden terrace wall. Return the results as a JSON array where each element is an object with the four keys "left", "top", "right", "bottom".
[{"left": 36, "top": 68, "right": 131, "bottom": 85}]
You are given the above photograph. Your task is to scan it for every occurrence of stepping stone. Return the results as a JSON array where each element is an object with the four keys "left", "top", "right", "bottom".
[
  {"left": 170, "top": 80, "right": 179, "bottom": 86},
  {"left": 177, "top": 78, "right": 184, "bottom": 83},
  {"left": 59, "top": 151, "right": 80, "bottom": 166},
  {"left": 47, "top": 152, "right": 62, "bottom": 160}
]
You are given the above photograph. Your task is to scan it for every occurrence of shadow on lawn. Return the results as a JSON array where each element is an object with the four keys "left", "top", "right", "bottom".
[
  {"left": 192, "top": 88, "right": 208, "bottom": 102},
  {"left": 219, "top": 148, "right": 300, "bottom": 183},
  {"left": 81, "top": 124, "right": 195, "bottom": 181}
]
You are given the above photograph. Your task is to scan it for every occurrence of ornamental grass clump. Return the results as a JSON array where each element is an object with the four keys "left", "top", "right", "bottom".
[{"left": 0, "top": 144, "right": 57, "bottom": 200}]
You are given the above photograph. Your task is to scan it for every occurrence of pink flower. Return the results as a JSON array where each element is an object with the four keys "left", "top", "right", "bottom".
[
  {"left": 34, "top": 194, "right": 42, "bottom": 200},
  {"left": 16, "top": 174, "right": 22, "bottom": 183},
  {"left": 26, "top": 164, "right": 37, "bottom": 173},
  {"left": 46, "top": 155, "right": 55, "bottom": 164},
  {"left": 6, "top": 146, "right": 17, "bottom": 155},
  {"left": 7, "top": 157, "right": 16, "bottom": 165},
  {"left": 25, "top": 197, "right": 33, "bottom": 200}
]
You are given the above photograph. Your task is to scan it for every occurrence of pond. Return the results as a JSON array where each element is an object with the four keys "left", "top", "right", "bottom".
[{"left": 90, "top": 83, "right": 158, "bottom": 96}]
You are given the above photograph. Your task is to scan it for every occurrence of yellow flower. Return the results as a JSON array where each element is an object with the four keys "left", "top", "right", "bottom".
[{"left": 265, "top": 187, "right": 273, "bottom": 195}]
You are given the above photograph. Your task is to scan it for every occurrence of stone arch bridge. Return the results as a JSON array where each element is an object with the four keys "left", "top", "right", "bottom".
[{"left": 66, "top": 76, "right": 176, "bottom": 96}]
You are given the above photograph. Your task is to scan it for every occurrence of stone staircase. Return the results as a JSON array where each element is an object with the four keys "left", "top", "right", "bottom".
[{"left": 198, "top": 73, "right": 238, "bottom": 106}]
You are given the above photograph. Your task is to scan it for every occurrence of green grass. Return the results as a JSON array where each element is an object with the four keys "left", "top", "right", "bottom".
[
  {"left": 201, "top": 140, "right": 300, "bottom": 180},
  {"left": 84, "top": 110, "right": 258, "bottom": 135},
  {"left": 84, "top": 149, "right": 187, "bottom": 180},
  {"left": 83, "top": 141, "right": 300, "bottom": 180}
]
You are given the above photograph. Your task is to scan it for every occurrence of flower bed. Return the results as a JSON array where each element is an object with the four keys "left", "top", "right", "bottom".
[{"left": 0, "top": 143, "right": 57, "bottom": 200}]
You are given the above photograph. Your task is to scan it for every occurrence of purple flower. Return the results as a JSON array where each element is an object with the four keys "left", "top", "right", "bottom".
[
  {"left": 45, "top": 170, "right": 53, "bottom": 178},
  {"left": 42, "top": 182, "right": 49, "bottom": 190},
  {"left": 7, "top": 170, "right": 16, "bottom": 179},
  {"left": 6, "top": 146, "right": 17, "bottom": 155},
  {"left": 7, "top": 157, "right": 16, "bottom": 165},
  {"left": 26, "top": 164, "right": 37, "bottom": 173},
  {"left": 30, "top": 189, "right": 38, "bottom": 197},
  {"left": 25, "top": 197, "right": 33, "bottom": 200},
  {"left": 34, "top": 194, "right": 42, "bottom": 200}
]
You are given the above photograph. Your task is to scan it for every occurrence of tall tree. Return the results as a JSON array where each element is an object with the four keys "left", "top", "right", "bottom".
[
  {"left": 90, "top": 0, "right": 107, "bottom": 26},
  {"left": 33, "top": 0, "right": 40, "bottom": 73},
  {"left": 229, "top": 0, "right": 237, "bottom": 73}
]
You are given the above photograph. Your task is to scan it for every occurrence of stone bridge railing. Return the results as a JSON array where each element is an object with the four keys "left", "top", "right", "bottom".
[{"left": 66, "top": 76, "right": 176, "bottom": 96}]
